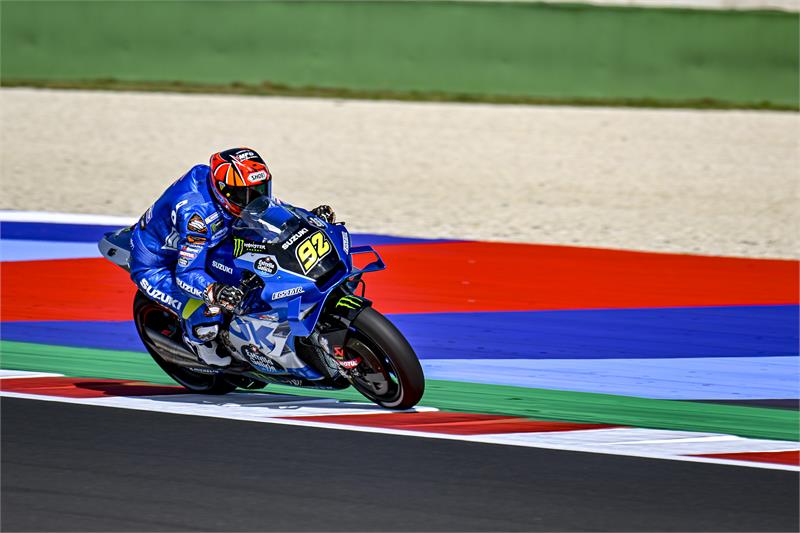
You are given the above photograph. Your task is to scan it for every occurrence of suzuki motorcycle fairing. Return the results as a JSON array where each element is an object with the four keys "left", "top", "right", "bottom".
[{"left": 99, "top": 196, "right": 424, "bottom": 409}]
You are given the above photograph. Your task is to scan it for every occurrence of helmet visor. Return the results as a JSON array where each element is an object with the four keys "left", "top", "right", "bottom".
[{"left": 217, "top": 181, "right": 271, "bottom": 210}]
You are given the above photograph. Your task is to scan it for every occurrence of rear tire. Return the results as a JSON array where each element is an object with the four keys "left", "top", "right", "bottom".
[
  {"left": 133, "top": 291, "right": 237, "bottom": 394},
  {"left": 347, "top": 307, "right": 424, "bottom": 409}
]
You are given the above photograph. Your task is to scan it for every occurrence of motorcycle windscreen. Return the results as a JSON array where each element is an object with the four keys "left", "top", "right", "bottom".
[
  {"left": 237, "top": 196, "right": 299, "bottom": 243},
  {"left": 237, "top": 197, "right": 343, "bottom": 283}
]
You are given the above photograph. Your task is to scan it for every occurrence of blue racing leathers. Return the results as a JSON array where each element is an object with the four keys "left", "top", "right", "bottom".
[{"left": 130, "top": 165, "right": 233, "bottom": 342}]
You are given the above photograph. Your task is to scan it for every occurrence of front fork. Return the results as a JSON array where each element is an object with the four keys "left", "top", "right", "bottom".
[{"left": 314, "top": 290, "right": 373, "bottom": 374}]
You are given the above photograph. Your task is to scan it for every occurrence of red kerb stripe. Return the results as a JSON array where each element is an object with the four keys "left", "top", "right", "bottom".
[
  {"left": 0, "top": 376, "right": 185, "bottom": 398},
  {"left": 285, "top": 411, "right": 616, "bottom": 435},
  {"left": 693, "top": 450, "right": 800, "bottom": 466}
]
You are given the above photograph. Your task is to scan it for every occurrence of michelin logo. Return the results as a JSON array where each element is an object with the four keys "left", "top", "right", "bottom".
[
  {"left": 271, "top": 287, "right": 304, "bottom": 300},
  {"left": 140, "top": 279, "right": 182, "bottom": 312}
]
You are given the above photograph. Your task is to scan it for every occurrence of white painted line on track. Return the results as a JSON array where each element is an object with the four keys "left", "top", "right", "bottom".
[
  {"left": 477, "top": 427, "right": 800, "bottom": 456},
  {"left": 2, "top": 390, "right": 797, "bottom": 472},
  {"left": 0, "top": 210, "right": 135, "bottom": 226},
  {"left": 0, "top": 370, "right": 64, "bottom": 379}
]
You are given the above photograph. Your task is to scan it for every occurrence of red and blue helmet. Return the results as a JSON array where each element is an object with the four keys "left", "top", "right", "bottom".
[{"left": 209, "top": 147, "right": 272, "bottom": 217}]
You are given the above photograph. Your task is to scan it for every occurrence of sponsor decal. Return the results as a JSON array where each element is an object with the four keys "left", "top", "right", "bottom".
[
  {"left": 308, "top": 216, "right": 326, "bottom": 229},
  {"left": 139, "top": 205, "right": 154, "bottom": 230},
  {"left": 187, "top": 213, "right": 207, "bottom": 233},
  {"left": 342, "top": 231, "right": 350, "bottom": 254},
  {"left": 254, "top": 257, "right": 278, "bottom": 276},
  {"left": 336, "top": 295, "right": 362, "bottom": 310},
  {"left": 211, "top": 219, "right": 225, "bottom": 234},
  {"left": 176, "top": 277, "right": 203, "bottom": 298},
  {"left": 281, "top": 227, "right": 309, "bottom": 250},
  {"left": 163, "top": 229, "right": 180, "bottom": 250},
  {"left": 332, "top": 346, "right": 361, "bottom": 368},
  {"left": 338, "top": 358, "right": 361, "bottom": 369},
  {"left": 179, "top": 250, "right": 197, "bottom": 259},
  {"left": 295, "top": 231, "right": 333, "bottom": 274},
  {"left": 212, "top": 260, "right": 234, "bottom": 275},
  {"left": 271, "top": 286, "right": 304, "bottom": 300},
  {"left": 286, "top": 378, "right": 303, "bottom": 386},
  {"left": 205, "top": 211, "right": 220, "bottom": 224},
  {"left": 188, "top": 366, "right": 222, "bottom": 375},
  {"left": 187, "top": 234, "right": 207, "bottom": 245},
  {"left": 233, "top": 237, "right": 268, "bottom": 257},
  {"left": 171, "top": 200, "right": 189, "bottom": 226},
  {"left": 247, "top": 170, "right": 267, "bottom": 183},
  {"left": 139, "top": 278, "right": 182, "bottom": 312},
  {"left": 178, "top": 257, "right": 190, "bottom": 267},
  {"left": 234, "top": 150, "right": 256, "bottom": 161},
  {"left": 244, "top": 347, "right": 283, "bottom": 373}
]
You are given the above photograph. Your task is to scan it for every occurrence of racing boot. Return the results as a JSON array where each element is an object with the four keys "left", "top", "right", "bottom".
[{"left": 184, "top": 324, "right": 231, "bottom": 367}]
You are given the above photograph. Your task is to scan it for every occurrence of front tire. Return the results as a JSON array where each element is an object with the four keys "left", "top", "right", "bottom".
[
  {"left": 346, "top": 307, "right": 425, "bottom": 409},
  {"left": 133, "top": 291, "right": 237, "bottom": 394}
]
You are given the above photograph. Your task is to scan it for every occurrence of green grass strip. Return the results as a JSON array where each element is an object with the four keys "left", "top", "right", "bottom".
[
  {"left": 1, "top": 340, "right": 796, "bottom": 441},
  {"left": 3, "top": 79, "right": 796, "bottom": 112}
]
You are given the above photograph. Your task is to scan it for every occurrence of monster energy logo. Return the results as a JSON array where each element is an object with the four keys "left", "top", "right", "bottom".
[
  {"left": 233, "top": 237, "right": 268, "bottom": 257},
  {"left": 336, "top": 295, "right": 362, "bottom": 310}
]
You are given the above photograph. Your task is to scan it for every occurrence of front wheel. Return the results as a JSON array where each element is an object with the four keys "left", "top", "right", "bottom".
[{"left": 346, "top": 307, "right": 425, "bottom": 409}]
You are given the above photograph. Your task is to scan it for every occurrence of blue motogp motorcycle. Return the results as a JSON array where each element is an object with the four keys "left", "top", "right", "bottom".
[{"left": 99, "top": 197, "right": 425, "bottom": 409}]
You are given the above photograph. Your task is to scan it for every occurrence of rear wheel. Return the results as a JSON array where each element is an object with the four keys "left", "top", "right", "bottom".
[
  {"left": 133, "top": 291, "right": 237, "bottom": 394},
  {"left": 346, "top": 307, "right": 424, "bottom": 409}
]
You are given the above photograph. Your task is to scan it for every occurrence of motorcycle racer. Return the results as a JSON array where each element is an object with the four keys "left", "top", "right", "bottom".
[{"left": 130, "top": 147, "right": 335, "bottom": 367}]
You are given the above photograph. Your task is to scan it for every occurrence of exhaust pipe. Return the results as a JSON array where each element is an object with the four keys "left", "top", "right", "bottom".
[{"left": 143, "top": 327, "right": 198, "bottom": 367}]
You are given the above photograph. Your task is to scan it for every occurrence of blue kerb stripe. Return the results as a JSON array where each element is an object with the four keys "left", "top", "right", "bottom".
[
  {"left": 0, "top": 222, "right": 125, "bottom": 243},
  {"left": 3, "top": 305, "right": 797, "bottom": 360}
]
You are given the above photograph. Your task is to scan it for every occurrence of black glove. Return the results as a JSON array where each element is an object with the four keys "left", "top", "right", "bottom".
[
  {"left": 311, "top": 204, "right": 336, "bottom": 224},
  {"left": 205, "top": 283, "right": 244, "bottom": 312}
]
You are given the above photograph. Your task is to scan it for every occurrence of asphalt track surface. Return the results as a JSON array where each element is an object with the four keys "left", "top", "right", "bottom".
[{"left": 3, "top": 398, "right": 798, "bottom": 532}]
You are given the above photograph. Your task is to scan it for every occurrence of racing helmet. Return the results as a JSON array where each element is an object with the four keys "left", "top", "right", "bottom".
[{"left": 209, "top": 147, "right": 272, "bottom": 217}]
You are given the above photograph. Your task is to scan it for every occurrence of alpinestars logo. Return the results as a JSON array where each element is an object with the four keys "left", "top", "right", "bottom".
[{"left": 139, "top": 279, "right": 182, "bottom": 312}]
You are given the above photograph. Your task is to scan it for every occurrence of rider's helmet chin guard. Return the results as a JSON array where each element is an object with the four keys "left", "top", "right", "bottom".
[{"left": 209, "top": 147, "right": 272, "bottom": 217}]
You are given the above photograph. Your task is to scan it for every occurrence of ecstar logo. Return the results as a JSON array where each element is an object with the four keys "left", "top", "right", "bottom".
[{"left": 271, "top": 287, "right": 304, "bottom": 300}]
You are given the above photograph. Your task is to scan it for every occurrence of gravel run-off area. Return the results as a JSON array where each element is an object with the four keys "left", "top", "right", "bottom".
[{"left": 1, "top": 88, "right": 797, "bottom": 258}]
